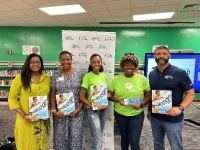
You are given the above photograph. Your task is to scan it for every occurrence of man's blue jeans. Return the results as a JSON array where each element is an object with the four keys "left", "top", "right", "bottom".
[
  {"left": 150, "top": 116, "right": 184, "bottom": 150},
  {"left": 86, "top": 108, "right": 107, "bottom": 150},
  {"left": 114, "top": 111, "right": 144, "bottom": 150}
]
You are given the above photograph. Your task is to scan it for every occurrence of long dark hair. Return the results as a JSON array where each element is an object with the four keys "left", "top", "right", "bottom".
[
  {"left": 88, "top": 54, "right": 104, "bottom": 72},
  {"left": 21, "top": 53, "right": 44, "bottom": 91}
]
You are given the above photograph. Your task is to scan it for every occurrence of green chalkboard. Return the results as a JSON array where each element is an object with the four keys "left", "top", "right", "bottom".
[
  {"left": 0, "top": 26, "right": 200, "bottom": 99},
  {"left": 1, "top": 27, "right": 200, "bottom": 62}
]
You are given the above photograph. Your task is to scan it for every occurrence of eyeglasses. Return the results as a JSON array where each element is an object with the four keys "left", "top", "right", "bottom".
[{"left": 30, "top": 61, "right": 41, "bottom": 65}]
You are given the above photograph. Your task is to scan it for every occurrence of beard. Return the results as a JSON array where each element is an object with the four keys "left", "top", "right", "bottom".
[{"left": 155, "top": 57, "right": 169, "bottom": 65}]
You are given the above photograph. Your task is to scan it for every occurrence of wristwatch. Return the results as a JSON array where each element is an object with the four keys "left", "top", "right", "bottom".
[{"left": 178, "top": 105, "right": 184, "bottom": 112}]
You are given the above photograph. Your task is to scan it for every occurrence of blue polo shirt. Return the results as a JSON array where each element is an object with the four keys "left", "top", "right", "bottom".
[{"left": 149, "top": 64, "right": 193, "bottom": 123}]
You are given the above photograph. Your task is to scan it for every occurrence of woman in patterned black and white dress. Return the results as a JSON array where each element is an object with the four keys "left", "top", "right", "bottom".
[{"left": 50, "top": 51, "right": 85, "bottom": 150}]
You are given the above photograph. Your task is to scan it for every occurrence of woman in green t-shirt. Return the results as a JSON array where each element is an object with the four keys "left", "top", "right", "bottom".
[
  {"left": 109, "top": 53, "right": 151, "bottom": 150},
  {"left": 80, "top": 54, "right": 110, "bottom": 150}
]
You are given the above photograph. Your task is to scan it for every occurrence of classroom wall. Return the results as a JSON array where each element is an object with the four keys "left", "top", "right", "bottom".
[
  {"left": 0, "top": 26, "right": 200, "bottom": 99},
  {"left": 1, "top": 27, "right": 200, "bottom": 62}
]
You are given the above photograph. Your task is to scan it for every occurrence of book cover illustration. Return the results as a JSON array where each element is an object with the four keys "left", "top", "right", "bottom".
[
  {"left": 29, "top": 96, "right": 48, "bottom": 119},
  {"left": 152, "top": 90, "right": 172, "bottom": 114},
  {"left": 124, "top": 98, "right": 142, "bottom": 105},
  {"left": 56, "top": 92, "right": 75, "bottom": 115},
  {"left": 91, "top": 85, "right": 108, "bottom": 110}
]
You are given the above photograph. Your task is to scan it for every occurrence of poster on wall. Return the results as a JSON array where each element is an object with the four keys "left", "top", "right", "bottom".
[
  {"left": 62, "top": 30, "right": 116, "bottom": 150},
  {"left": 22, "top": 45, "right": 40, "bottom": 55}
]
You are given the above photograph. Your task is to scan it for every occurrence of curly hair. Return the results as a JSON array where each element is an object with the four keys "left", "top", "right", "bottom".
[{"left": 119, "top": 53, "right": 140, "bottom": 70}]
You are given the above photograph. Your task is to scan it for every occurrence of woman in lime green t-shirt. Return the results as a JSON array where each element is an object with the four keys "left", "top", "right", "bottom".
[
  {"left": 80, "top": 54, "right": 110, "bottom": 150},
  {"left": 109, "top": 53, "right": 151, "bottom": 150}
]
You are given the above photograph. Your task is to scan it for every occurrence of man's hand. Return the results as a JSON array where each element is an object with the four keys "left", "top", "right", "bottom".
[{"left": 166, "top": 107, "right": 182, "bottom": 116}]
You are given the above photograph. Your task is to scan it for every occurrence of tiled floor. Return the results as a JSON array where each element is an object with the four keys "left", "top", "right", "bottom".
[{"left": 1, "top": 102, "right": 200, "bottom": 150}]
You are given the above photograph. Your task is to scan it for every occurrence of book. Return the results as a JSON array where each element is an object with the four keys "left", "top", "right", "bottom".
[
  {"left": 29, "top": 96, "right": 49, "bottom": 119},
  {"left": 124, "top": 98, "right": 142, "bottom": 105},
  {"left": 152, "top": 90, "right": 172, "bottom": 114},
  {"left": 91, "top": 85, "right": 108, "bottom": 110},
  {"left": 0, "top": 90, "right": 9, "bottom": 98},
  {"left": 56, "top": 92, "right": 75, "bottom": 115}
]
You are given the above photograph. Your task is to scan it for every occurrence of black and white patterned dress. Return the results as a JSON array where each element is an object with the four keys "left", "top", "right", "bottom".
[{"left": 51, "top": 69, "right": 85, "bottom": 150}]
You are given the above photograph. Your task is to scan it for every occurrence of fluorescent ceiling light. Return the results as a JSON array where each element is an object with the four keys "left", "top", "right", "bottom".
[
  {"left": 39, "top": 4, "right": 86, "bottom": 15},
  {"left": 133, "top": 12, "right": 174, "bottom": 21}
]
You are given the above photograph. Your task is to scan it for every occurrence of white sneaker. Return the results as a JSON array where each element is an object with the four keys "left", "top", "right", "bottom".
[{"left": 197, "top": 104, "right": 200, "bottom": 109}]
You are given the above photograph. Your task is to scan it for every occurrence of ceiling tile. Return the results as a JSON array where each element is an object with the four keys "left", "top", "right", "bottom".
[
  {"left": 71, "top": 13, "right": 93, "bottom": 20},
  {"left": 188, "top": 16, "right": 200, "bottom": 22},
  {"left": 22, "top": 0, "right": 54, "bottom": 7},
  {"left": 194, "top": 11, "right": 200, "bottom": 17},
  {"left": 173, "top": 11, "right": 198, "bottom": 18},
  {"left": 0, "top": 0, "right": 199, "bottom": 27},
  {"left": 155, "top": 4, "right": 180, "bottom": 12},
  {"left": 114, "top": 16, "right": 133, "bottom": 22},
  {"left": 81, "top": 2, "right": 108, "bottom": 12},
  {"left": 52, "top": 15, "right": 74, "bottom": 21},
  {"left": 110, "top": 9, "right": 132, "bottom": 17},
  {"left": 130, "top": 0, "right": 157, "bottom": 8},
  {"left": 95, "top": 17, "right": 115, "bottom": 22},
  {"left": 3, "top": 11, "right": 30, "bottom": 18},
  {"left": 169, "top": 17, "right": 190, "bottom": 22},
  {"left": 0, "top": 13, "right": 14, "bottom": 19},
  {"left": 20, "top": 9, "right": 48, "bottom": 17},
  {"left": 157, "top": 0, "right": 185, "bottom": 6},
  {"left": 77, "top": 0, "right": 102, "bottom": 3},
  {"left": 49, "top": 0, "right": 79, "bottom": 5},
  {"left": 2, "top": 0, "right": 34, "bottom": 10},
  {"left": 89, "top": 11, "right": 112, "bottom": 18},
  {"left": 0, "top": 4, "right": 15, "bottom": 11},
  {"left": 105, "top": 0, "right": 131, "bottom": 10},
  {"left": 132, "top": 7, "right": 155, "bottom": 15}
]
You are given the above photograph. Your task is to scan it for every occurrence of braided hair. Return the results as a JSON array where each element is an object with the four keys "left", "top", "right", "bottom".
[{"left": 119, "top": 53, "right": 140, "bottom": 70}]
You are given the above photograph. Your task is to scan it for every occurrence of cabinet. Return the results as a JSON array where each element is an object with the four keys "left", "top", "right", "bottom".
[{"left": 0, "top": 61, "right": 60, "bottom": 101}]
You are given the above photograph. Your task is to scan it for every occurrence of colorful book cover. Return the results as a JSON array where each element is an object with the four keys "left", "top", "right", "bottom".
[
  {"left": 91, "top": 85, "right": 108, "bottom": 110},
  {"left": 29, "top": 96, "right": 48, "bottom": 119},
  {"left": 56, "top": 92, "right": 75, "bottom": 115},
  {"left": 124, "top": 98, "right": 142, "bottom": 105},
  {"left": 152, "top": 90, "right": 172, "bottom": 114}
]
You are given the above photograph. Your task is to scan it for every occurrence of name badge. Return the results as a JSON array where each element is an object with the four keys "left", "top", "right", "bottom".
[{"left": 57, "top": 77, "right": 64, "bottom": 81}]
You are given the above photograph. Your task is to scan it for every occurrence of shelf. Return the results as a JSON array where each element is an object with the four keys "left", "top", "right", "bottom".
[
  {"left": 0, "top": 61, "right": 59, "bottom": 102},
  {"left": 0, "top": 76, "right": 15, "bottom": 77},
  {"left": 0, "top": 61, "right": 60, "bottom": 68}
]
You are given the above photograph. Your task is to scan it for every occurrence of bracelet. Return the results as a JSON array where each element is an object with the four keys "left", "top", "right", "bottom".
[
  {"left": 140, "top": 103, "right": 144, "bottom": 108},
  {"left": 23, "top": 114, "right": 27, "bottom": 118},
  {"left": 51, "top": 109, "right": 57, "bottom": 114}
]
